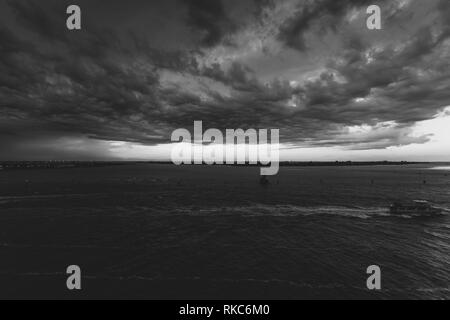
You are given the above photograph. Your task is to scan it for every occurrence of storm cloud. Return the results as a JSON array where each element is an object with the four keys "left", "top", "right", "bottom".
[{"left": 0, "top": 0, "right": 449, "bottom": 159}]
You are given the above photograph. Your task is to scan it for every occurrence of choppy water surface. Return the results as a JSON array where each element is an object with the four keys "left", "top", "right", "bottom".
[{"left": 0, "top": 164, "right": 449, "bottom": 299}]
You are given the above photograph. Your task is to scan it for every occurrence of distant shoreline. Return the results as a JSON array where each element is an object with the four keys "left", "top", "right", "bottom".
[{"left": 0, "top": 160, "right": 448, "bottom": 171}]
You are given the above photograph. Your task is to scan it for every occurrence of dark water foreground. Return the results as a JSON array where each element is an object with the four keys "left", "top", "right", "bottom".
[{"left": 0, "top": 164, "right": 449, "bottom": 299}]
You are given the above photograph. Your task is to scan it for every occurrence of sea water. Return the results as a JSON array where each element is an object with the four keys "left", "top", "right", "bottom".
[{"left": 0, "top": 163, "right": 449, "bottom": 299}]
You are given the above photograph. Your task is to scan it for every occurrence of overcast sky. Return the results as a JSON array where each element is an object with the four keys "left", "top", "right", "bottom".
[{"left": 0, "top": 0, "right": 449, "bottom": 161}]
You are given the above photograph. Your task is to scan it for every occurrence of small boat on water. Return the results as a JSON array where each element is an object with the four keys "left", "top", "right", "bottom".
[
  {"left": 259, "top": 176, "right": 270, "bottom": 186},
  {"left": 389, "top": 200, "right": 442, "bottom": 216}
]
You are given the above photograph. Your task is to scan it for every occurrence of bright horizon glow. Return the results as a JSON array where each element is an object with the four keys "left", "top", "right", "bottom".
[{"left": 106, "top": 106, "right": 450, "bottom": 162}]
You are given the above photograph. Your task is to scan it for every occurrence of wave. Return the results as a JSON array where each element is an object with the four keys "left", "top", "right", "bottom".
[
  {"left": 172, "top": 203, "right": 450, "bottom": 219},
  {"left": 0, "top": 272, "right": 356, "bottom": 290},
  {"left": 2, "top": 194, "right": 448, "bottom": 220},
  {"left": 3, "top": 271, "right": 448, "bottom": 297},
  {"left": 0, "top": 193, "right": 107, "bottom": 202},
  {"left": 172, "top": 204, "right": 393, "bottom": 219}
]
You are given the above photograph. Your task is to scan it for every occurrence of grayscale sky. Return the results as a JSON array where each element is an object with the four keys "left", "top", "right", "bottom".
[{"left": 0, "top": 0, "right": 449, "bottom": 161}]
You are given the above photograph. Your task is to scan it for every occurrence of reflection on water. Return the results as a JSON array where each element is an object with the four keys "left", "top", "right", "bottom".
[{"left": 430, "top": 166, "right": 450, "bottom": 171}]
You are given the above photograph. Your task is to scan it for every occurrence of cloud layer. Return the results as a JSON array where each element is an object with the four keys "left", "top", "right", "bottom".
[{"left": 0, "top": 0, "right": 449, "bottom": 159}]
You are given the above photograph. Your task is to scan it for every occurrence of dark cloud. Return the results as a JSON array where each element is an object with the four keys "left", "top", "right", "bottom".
[
  {"left": 200, "top": 61, "right": 260, "bottom": 91},
  {"left": 7, "top": 0, "right": 67, "bottom": 42},
  {"left": 183, "top": 0, "right": 273, "bottom": 47},
  {"left": 295, "top": 26, "right": 450, "bottom": 126},
  {"left": 183, "top": 0, "right": 235, "bottom": 47},
  {"left": 0, "top": 0, "right": 449, "bottom": 159},
  {"left": 277, "top": 0, "right": 387, "bottom": 51}
]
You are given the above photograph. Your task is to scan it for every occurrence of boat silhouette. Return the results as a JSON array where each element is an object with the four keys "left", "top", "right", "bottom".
[{"left": 259, "top": 176, "right": 270, "bottom": 186}]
